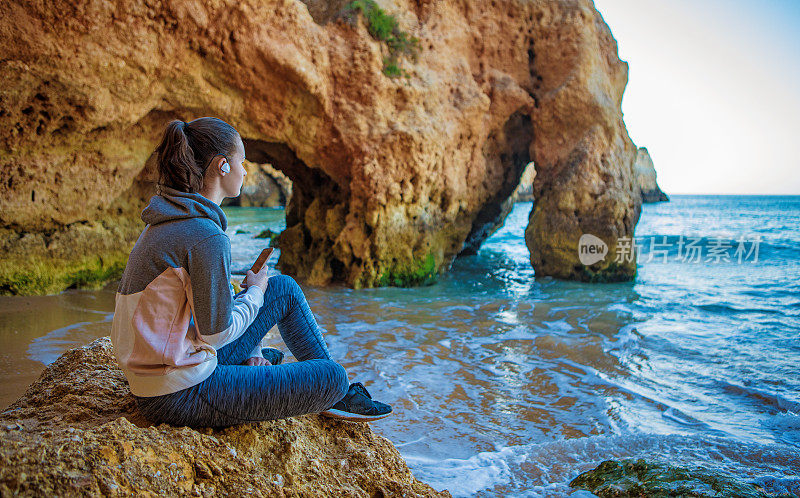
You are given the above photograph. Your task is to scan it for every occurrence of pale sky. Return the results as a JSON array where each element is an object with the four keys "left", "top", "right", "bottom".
[{"left": 592, "top": 0, "right": 800, "bottom": 195}]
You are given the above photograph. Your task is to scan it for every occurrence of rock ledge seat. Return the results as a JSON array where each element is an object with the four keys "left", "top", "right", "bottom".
[{"left": 0, "top": 338, "right": 447, "bottom": 497}]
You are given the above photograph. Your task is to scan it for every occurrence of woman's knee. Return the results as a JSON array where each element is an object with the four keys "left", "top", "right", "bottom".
[
  {"left": 264, "top": 274, "right": 309, "bottom": 312},
  {"left": 318, "top": 360, "right": 349, "bottom": 404},
  {"left": 267, "top": 274, "right": 300, "bottom": 295},
  {"left": 333, "top": 362, "right": 349, "bottom": 398}
]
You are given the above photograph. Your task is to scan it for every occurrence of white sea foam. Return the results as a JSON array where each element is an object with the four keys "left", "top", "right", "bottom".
[
  {"left": 403, "top": 445, "right": 527, "bottom": 496},
  {"left": 399, "top": 433, "right": 800, "bottom": 497}
]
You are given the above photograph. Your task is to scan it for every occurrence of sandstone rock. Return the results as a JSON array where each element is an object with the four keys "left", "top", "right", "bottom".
[
  {"left": 634, "top": 147, "right": 669, "bottom": 203},
  {"left": 570, "top": 459, "right": 779, "bottom": 497},
  {"left": 0, "top": 217, "right": 143, "bottom": 295},
  {"left": 523, "top": 1, "right": 642, "bottom": 283},
  {"left": 462, "top": 162, "right": 537, "bottom": 255},
  {"left": 513, "top": 162, "right": 537, "bottom": 203},
  {"left": 0, "top": 337, "right": 448, "bottom": 497},
  {"left": 0, "top": 0, "right": 643, "bottom": 292},
  {"left": 222, "top": 160, "right": 293, "bottom": 208}
]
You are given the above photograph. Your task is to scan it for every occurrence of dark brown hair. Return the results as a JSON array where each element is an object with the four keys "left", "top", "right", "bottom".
[{"left": 153, "top": 117, "right": 240, "bottom": 193}]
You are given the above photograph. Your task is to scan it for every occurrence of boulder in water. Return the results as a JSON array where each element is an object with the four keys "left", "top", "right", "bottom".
[{"left": 570, "top": 458, "right": 783, "bottom": 497}]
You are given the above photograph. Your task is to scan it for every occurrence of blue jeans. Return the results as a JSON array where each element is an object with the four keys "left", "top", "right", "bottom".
[{"left": 135, "top": 275, "right": 350, "bottom": 427}]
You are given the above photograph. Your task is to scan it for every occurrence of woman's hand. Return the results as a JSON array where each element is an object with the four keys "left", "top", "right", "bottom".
[
  {"left": 242, "top": 266, "right": 270, "bottom": 293},
  {"left": 242, "top": 356, "right": 272, "bottom": 366}
]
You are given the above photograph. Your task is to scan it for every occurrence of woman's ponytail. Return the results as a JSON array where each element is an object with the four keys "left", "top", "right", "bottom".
[{"left": 153, "top": 117, "right": 240, "bottom": 194}]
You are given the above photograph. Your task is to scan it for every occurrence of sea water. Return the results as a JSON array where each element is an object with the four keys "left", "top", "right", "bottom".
[{"left": 1, "top": 195, "right": 798, "bottom": 495}]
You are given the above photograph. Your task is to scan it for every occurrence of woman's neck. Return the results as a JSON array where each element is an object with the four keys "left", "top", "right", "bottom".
[{"left": 199, "top": 184, "right": 225, "bottom": 205}]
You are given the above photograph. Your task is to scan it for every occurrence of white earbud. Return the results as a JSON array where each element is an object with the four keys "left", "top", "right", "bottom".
[{"left": 221, "top": 162, "right": 230, "bottom": 174}]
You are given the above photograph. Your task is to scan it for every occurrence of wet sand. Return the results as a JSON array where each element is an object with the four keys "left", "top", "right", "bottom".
[{"left": 0, "top": 285, "right": 117, "bottom": 409}]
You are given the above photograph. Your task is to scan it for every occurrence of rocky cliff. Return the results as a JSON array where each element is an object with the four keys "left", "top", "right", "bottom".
[
  {"left": 222, "top": 160, "right": 293, "bottom": 208},
  {"left": 0, "top": 0, "right": 644, "bottom": 293},
  {"left": 0, "top": 337, "right": 447, "bottom": 496},
  {"left": 513, "top": 162, "right": 536, "bottom": 203},
  {"left": 634, "top": 147, "right": 669, "bottom": 203}
]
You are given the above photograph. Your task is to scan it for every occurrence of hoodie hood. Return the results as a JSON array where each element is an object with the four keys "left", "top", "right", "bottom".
[{"left": 141, "top": 186, "right": 227, "bottom": 232}]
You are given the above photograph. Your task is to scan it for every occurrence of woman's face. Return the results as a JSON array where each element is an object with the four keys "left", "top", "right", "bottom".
[{"left": 222, "top": 137, "right": 247, "bottom": 198}]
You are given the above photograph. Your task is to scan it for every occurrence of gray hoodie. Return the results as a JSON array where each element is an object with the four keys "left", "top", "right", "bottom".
[{"left": 111, "top": 185, "right": 264, "bottom": 397}]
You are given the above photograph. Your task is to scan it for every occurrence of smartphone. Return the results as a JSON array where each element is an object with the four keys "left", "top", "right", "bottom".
[
  {"left": 249, "top": 247, "right": 275, "bottom": 274},
  {"left": 238, "top": 248, "right": 275, "bottom": 297}
]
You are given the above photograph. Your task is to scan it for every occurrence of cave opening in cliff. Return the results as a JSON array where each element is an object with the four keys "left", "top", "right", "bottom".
[
  {"left": 241, "top": 138, "right": 350, "bottom": 282},
  {"left": 220, "top": 157, "right": 291, "bottom": 209},
  {"left": 458, "top": 110, "right": 534, "bottom": 257}
]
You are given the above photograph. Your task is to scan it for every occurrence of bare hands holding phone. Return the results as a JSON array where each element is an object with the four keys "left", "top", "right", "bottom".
[
  {"left": 242, "top": 247, "right": 274, "bottom": 292},
  {"left": 243, "top": 267, "right": 270, "bottom": 293}
]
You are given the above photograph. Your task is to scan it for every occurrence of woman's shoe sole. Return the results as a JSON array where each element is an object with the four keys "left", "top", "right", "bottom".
[{"left": 319, "top": 409, "right": 391, "bottom": 422}]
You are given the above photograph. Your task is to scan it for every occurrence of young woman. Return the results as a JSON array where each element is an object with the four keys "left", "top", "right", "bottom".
[{"left": 111, "top": 117, "right": 391, "bottom": 427}]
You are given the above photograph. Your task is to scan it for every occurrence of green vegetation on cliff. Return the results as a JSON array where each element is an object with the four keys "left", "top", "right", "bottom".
[
  {"left": 575, "top": 260, "right": 638, "bottom": 283},
  {"left": 0, "top": 253, "right": 129, "bottom": 296},
  {"left": 0, "top": 218, "right": 141, "bottom": 296},
  {"left": 344, "top": 0, "right": 419, "bottom": 78},
  {"left": 378, "top": 252, "right": 438, "bottom": 287}
]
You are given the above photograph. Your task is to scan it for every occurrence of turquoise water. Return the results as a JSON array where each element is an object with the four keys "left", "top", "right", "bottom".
[
  {"left": 1, "top": 196, "right": 798, "bottom": 495},
  {"left": 222, "top": 196, "right": 800, "bottom": 496}
]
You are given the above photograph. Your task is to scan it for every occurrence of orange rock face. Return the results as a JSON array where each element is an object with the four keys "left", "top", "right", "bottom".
[
  {"left": 0, "top": 0, "right": 642, "bottom": 291},
  {"left": 222, "top": 160, "right": 292, "bottom": 208}
]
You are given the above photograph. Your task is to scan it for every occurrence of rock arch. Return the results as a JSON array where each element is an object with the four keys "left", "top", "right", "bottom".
[{"left": 0, "top": 0, "right": 641, "bottom": 293}]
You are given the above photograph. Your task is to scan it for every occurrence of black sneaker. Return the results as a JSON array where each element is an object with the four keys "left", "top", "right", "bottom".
[
  {"left": 261, "top": 347, "right": 284, "bottom": 366},
  {"left": 320, "top": 382, "right": 392, "bottom": 422}
]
